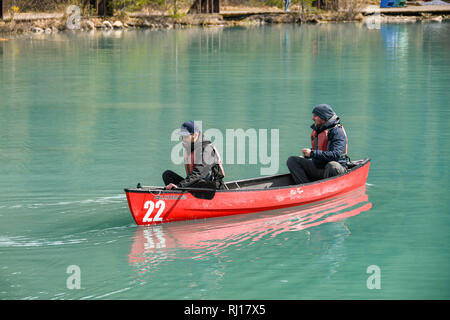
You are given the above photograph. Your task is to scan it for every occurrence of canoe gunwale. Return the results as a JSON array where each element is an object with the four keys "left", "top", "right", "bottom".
[{"left": 124, "top": 158, "right": 370, "bottom": 194}]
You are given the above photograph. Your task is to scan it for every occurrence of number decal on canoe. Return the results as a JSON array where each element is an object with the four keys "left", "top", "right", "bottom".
[
  {"left": 153, "top": 200, "right": 165, "bottom": 222},
  {"left": 143, "top": 200, "right": 165, "bottom": 223},
  {"left": 143, "top": 201, "right": 154, "bottom": 222}
]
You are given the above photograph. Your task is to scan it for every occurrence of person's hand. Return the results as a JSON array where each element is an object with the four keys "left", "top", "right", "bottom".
[
  {"left": 165, "top": 183, "right": 178, "bottom": 190},
  {"left": 302, "top": 148, "right": 311, "bottom": 158}
]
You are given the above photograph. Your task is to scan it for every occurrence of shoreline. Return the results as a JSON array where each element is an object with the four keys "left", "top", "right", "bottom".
[{"left": 1, "top": 5, "right": 449, "bottom": 35}]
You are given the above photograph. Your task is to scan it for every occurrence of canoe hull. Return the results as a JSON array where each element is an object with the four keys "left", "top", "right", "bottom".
[{"left": 125, "top": 160, "right": 370, "bottom": 225}]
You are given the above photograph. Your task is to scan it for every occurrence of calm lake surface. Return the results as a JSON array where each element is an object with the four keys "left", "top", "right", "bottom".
[{"left": 0, "top": 22, "right": 449, "bottom": 300}]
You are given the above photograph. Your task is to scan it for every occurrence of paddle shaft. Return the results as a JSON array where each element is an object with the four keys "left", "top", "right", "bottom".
[
  {"left": 139, "top": 179, "right": 217, "bottom": 200},
  {"left": 141, "top": 185, "right": 215, "bottom": 193}
]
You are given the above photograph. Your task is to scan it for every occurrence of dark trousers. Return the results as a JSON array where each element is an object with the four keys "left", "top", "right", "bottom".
[
  {"left": 286, "top": 156, "right": 347, "bottom": 185},
  {"left": 162, "top": 170, "right": 226, "bottom": 189},
  {"left": 162, "top": 170, "right": 184, "bottom": 186}
]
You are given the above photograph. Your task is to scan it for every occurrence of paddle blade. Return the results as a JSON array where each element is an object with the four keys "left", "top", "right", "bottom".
[{"left": 188, "top": 180, "right": 217, "bottom": 200}]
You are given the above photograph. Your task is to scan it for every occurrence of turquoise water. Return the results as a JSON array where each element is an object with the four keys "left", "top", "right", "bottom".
[{"left": 0, "top": 22, "right": 449, "bottom": 299}]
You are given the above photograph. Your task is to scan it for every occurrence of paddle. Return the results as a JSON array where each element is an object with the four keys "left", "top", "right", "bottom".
[{"left": 137, "top": 180, "right": 217, "bottom": 200}]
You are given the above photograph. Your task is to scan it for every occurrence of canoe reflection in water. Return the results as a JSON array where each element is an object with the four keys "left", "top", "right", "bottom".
[{"left": 128, "top": 186, "right": 372, "bottom": 269}]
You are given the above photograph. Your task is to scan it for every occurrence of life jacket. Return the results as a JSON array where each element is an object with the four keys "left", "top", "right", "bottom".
[
  {"left": 184, "top": 149, "right": 196, "bottom": 176},
  {"left": 311, "top": 124, "right": 348, "bottom": 154},
  {"left": 184, "top": 143, "right": 225, "bottom": 178}
]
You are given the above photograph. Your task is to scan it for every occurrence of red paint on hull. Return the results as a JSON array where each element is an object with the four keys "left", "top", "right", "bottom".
[{"left": 125, "top": 161, "right": 370, "bottom": 225}]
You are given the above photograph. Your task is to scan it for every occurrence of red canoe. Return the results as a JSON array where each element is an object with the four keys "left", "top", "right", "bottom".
[{"left": 125, "top": 158, "right": 370, "bottom": 225}]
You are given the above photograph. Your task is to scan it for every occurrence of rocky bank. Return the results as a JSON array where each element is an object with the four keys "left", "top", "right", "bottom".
[{"left": 0, "top": 10, "right": 449, "bottom": 35}]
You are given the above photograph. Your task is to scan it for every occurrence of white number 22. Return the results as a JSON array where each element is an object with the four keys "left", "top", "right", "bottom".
[{"left": 143, "top": 200, "right": 165, "bottom": 223}]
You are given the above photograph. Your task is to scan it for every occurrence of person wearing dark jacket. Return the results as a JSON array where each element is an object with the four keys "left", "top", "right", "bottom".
[
  {"left": 163, "top": 121, "right": 226, "bottom": 190},
  {"left": 287, "top": 104, "right": 349, "bottom": 185}
]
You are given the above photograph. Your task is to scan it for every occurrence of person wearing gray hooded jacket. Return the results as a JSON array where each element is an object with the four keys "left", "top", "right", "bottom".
[
  {"left": 287, "top": 104, "right": 349, "bottom": 185},
  {"left": 163, "top": 121, "right": 226, "bottom": 190}
]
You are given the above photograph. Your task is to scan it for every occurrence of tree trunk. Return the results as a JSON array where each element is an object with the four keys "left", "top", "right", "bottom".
[
  {"left": 1, "top": 0, "right": 14, "bottom": 20},
  {"left": 188, "top": 0, "right": 220, "bottom": 14},
  {"left": 90, "top": 0, "right": 113, "bottom": 16}
]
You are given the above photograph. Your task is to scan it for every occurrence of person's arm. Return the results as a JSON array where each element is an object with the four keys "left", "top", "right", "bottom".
[
  {"left": 310, "top": 127, "right": 346, "bottom": 162},
  {"left": 178, "top": 145, "right": 216, "bottom": 188}
]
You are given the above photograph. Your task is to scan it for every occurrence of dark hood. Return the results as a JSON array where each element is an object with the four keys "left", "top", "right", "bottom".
[
  {"left": 312, "top": 104, "right": 335, "bottom": 121},
  {"left": 311, "top": 114, "right": 341, "bottom": 134}
]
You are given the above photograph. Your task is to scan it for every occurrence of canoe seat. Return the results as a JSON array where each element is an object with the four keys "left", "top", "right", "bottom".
[
  {"left": 223, "top": 158, "right": 370, "bottom": 191},
  {"left": 225, "top": 173, "right": 296, "bottom": 190}
]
